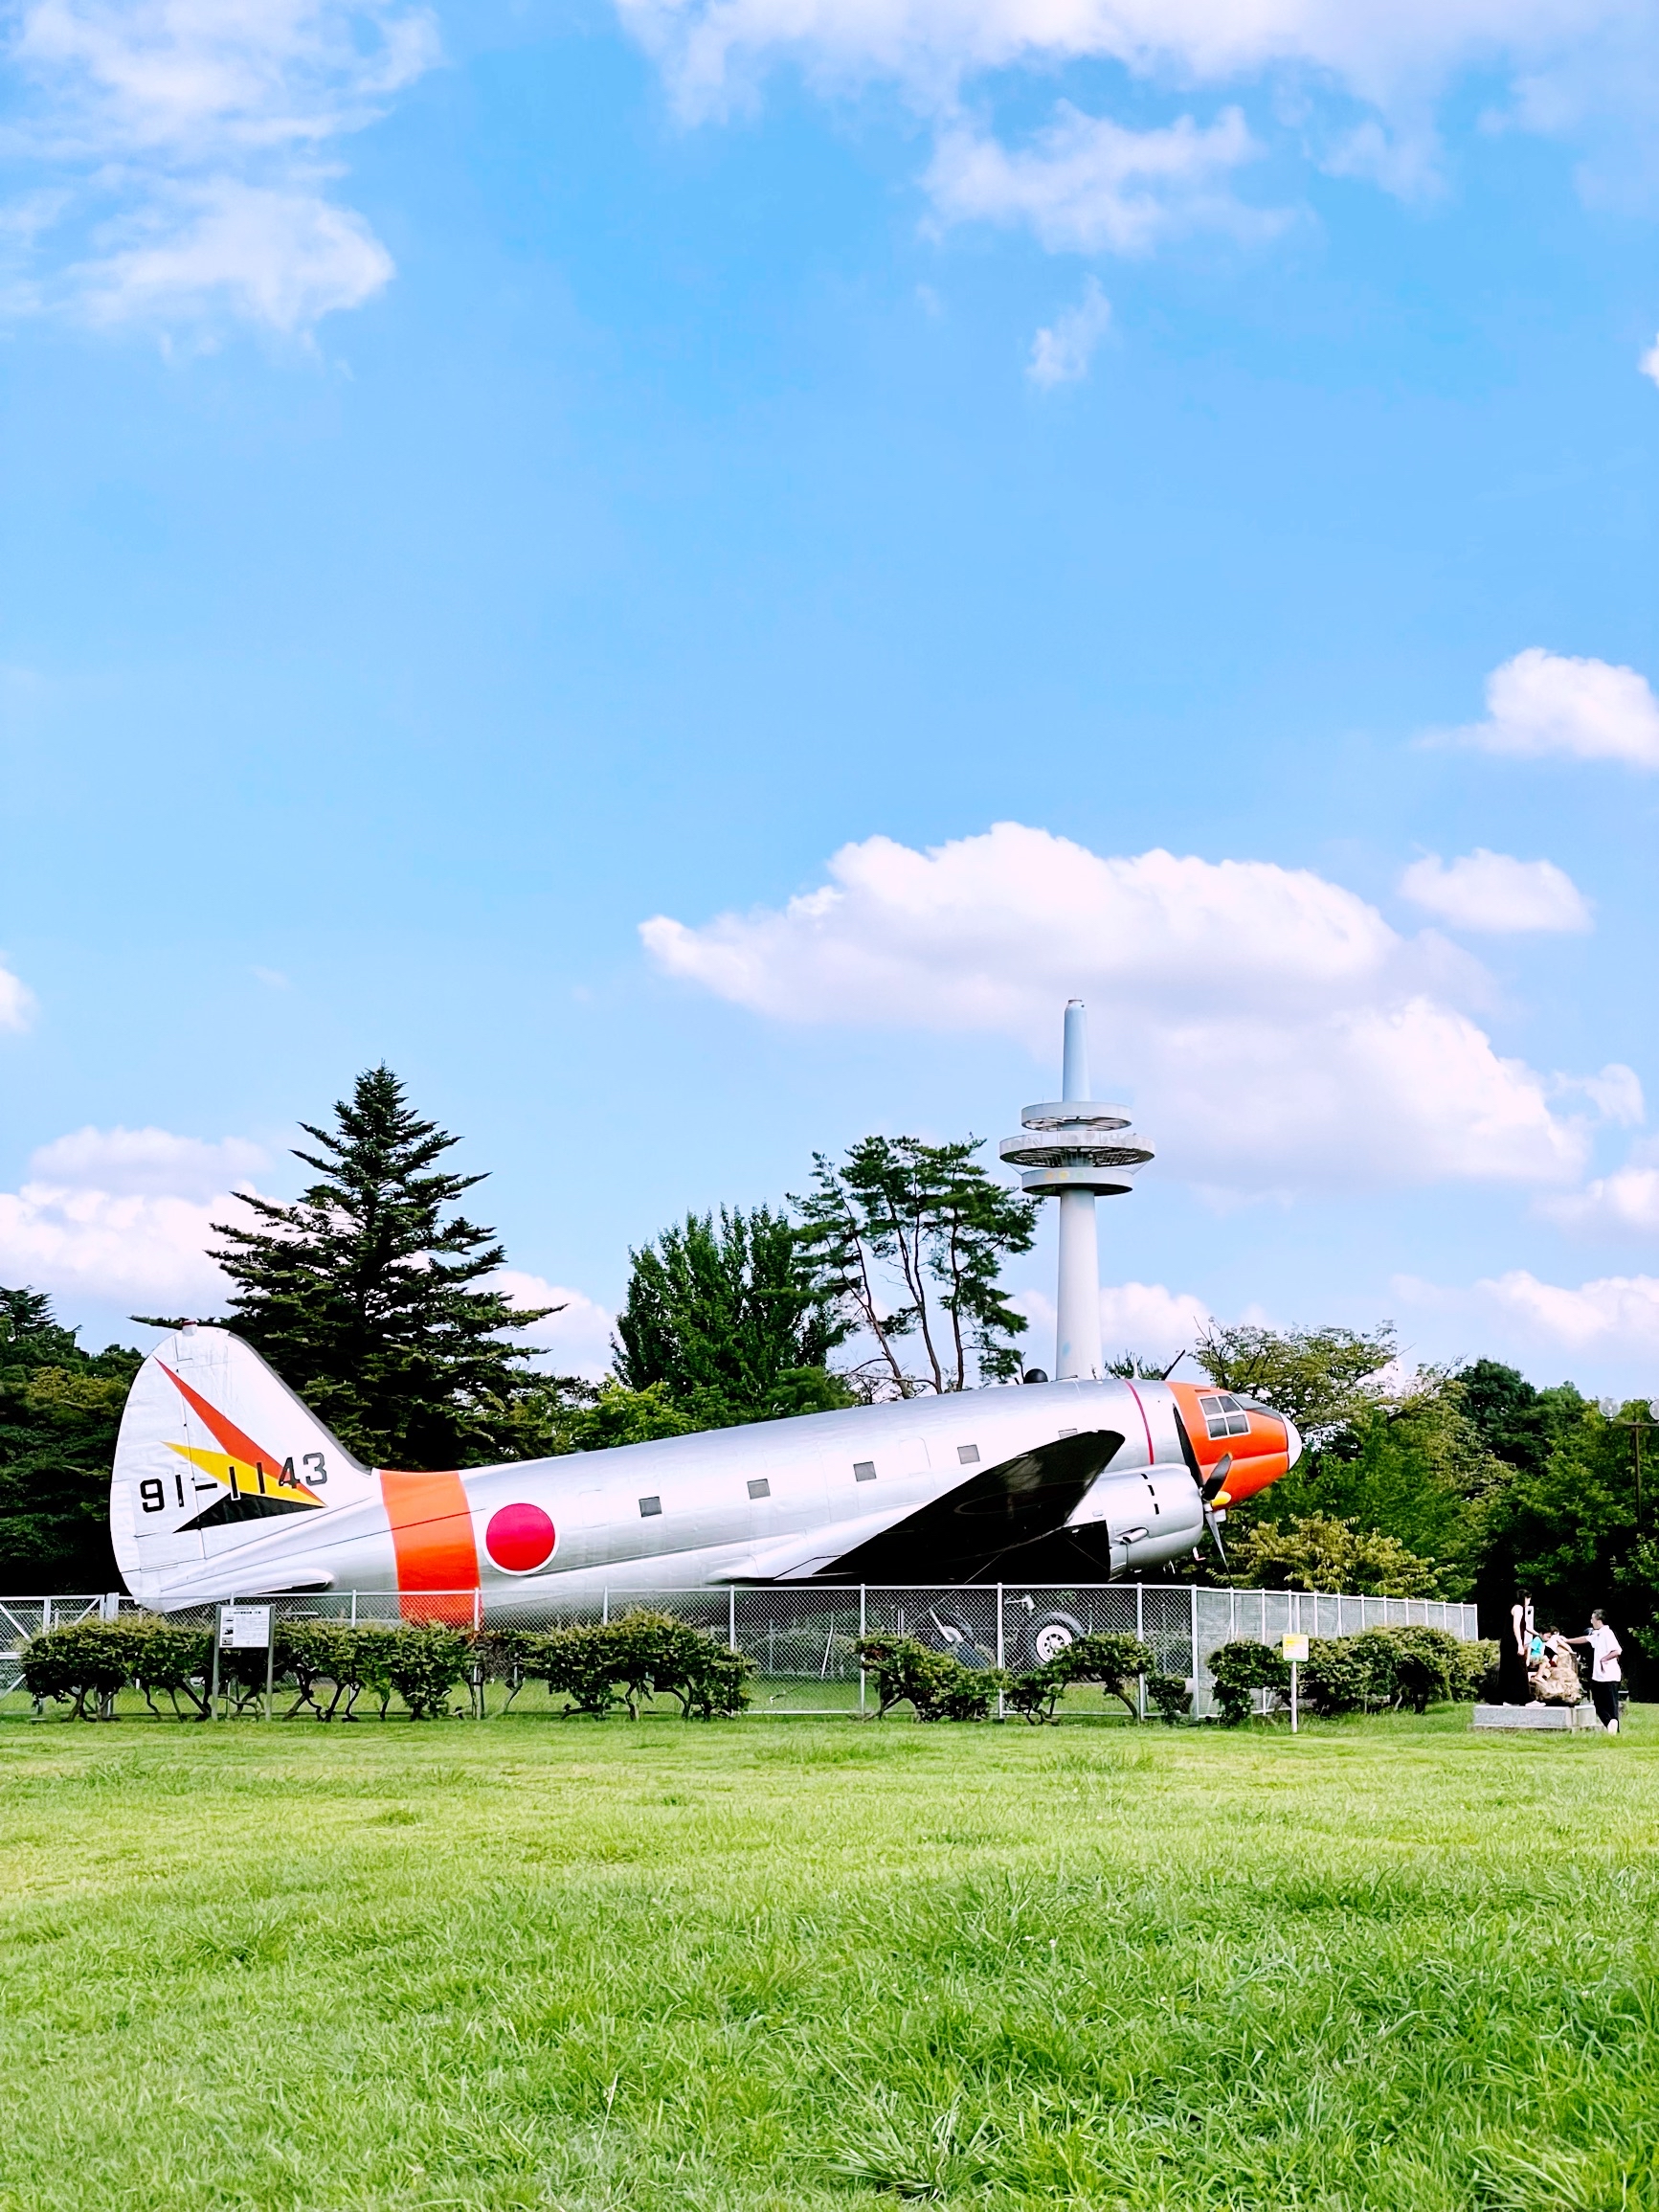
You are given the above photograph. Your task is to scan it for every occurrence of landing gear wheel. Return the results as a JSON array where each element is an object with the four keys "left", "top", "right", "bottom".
[
  {"left": 1026, "top": 1612, "right": 1085, "bottom": 1667},
  {"left": 921, "top": 1612, "right": 993, "bottom": 1668}
]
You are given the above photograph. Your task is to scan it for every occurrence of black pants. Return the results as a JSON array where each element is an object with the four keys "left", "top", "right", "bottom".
[{"left": 1591, "top": 1679, "right": 1621, "bottom": 1726}]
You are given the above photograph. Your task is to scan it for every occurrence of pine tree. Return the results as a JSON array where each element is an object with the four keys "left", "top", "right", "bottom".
[
  {"left": 792, "top": 1137, "right": 1038, "bottom": 1394},
  {"left": 198, "top": 1068, "right": 554, "bottom": 1468}
]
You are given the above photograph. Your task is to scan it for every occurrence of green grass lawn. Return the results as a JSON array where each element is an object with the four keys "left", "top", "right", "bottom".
[{"left": 1, "top": 1706, "right": 1655, "bottom": 2211}]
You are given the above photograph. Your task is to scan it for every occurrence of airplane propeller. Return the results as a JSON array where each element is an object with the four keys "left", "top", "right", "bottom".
[{"left": 1197, "top": 1453, "right": 1232, "bottom": 1569}]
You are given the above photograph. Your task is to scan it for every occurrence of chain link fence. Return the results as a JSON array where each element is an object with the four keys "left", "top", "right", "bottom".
[{"left": 1, "top": 1584, "right": 1480, "bottom": 1718}]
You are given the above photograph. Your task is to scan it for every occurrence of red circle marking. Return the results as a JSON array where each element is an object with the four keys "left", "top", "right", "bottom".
[{"left": 485, "top": 1501, "right": 556, "bottom": 1574}]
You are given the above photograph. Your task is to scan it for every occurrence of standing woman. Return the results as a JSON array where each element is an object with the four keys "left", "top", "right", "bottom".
[
  {"left": 1567, "top": 1611, "right": 1624, "bottom": 1734},
  {"left": 1498, "top": 1591, "right": 1536, "bottom": 1704}
]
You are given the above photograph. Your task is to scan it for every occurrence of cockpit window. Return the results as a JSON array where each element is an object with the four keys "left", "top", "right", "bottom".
[{"left": 1197, "top": 1391, "right": 1250, "bottom": 1440}]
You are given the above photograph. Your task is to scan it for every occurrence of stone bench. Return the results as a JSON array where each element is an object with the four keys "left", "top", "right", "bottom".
[{"left": 1472, "top": 1702, "right": 1601, "bottom": 1731}]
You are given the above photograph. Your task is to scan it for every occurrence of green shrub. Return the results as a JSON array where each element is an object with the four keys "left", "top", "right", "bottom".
[
  {"left": 1207, "top": 1639, "right": 1292, "bottom": 1726},
  {"left": 384, "top": 1623, "right": 471, "bottom": 1719},
  {"left": 1001, "top": 1632, "right": 1155, "bottom": 1726},
  {"left": 1450, "top": 1637, "right": 1499, "bottom": 1703},
  {"left": 127, "top": 1622, "right": 213, "bottom": 1719},
  {"left": 1046, "top": 1632, "right": 1154, "bottom": 1716},
  {"left": 20, "top": 1622, "right": 134, "bottom": 1719},
  {"left": 466, "top": 1627, "right": 540, "bottom": 1715},
  {"left": 1002, "top": 1667, "right": 1066, "bottom": 1725},
  {"left": 855, "top": 1636, "right": 1001, "bottom": 1721},
  {"left": 1301, "top": 1636, "right": 1372, "bottom": 1717},
  {"left": 657, "top": 1632, "right": 754, "bottom": 1721},
  {"left": 1146, "top": 1673, "right": 1192, "bottom": 1725}
]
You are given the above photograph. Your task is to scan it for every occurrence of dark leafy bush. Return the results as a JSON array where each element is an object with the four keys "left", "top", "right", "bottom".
[
  {"left": 279, "top": 1620, "right": 360, "bottom": 1719},
  {"left": 856, "top": 1636, "right": 1002, "bottom": 1721},
  {"left": 127, "top": 1623, "right": 212, "bottom": 1719},
  {"left": 1046, "top": 1632, "right": 1154, "bottom": 1716},
  {"left": 1301, "top": 1636, "right": 1373, "bottom": 1717},
  {"left": 1002, "top": 1668, "right": 1065, "bottom": 1724},
  {"left": 657, "top": 1632, "right": 753, "bottom": 1721},
  {"left": 384, "top": 1623, "right": 471, "bottom": 1719},
  {"left": 20, "top": 1621, "right": 133, "bottom": 1718},
  {"left": 466, "top": 1627, "right": 540, "bottom": 1715},
  {"left": 276, "top": 1623, "right": 398, "bottom": 1719},
  {"left": 1146, "top": 1673, "right": 1192, "bottom": 1725},
  {"left": 1451, "top": 1637, "right": 1499, "bottom": 1703},
  {"left": 527, "top": 1623, "right": 623, "bottom": 1717},
  {"left": 1207, "top": 1639, "right": 1292, "bottom": 1726},
  {"left": 1001, "top": 1633, "right": 1154, "bottom": 1725}
]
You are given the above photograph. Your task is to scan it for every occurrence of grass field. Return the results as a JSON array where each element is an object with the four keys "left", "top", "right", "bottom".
[{"left": 1, "top": 1706, "right": 1655, "bottom": 2211}]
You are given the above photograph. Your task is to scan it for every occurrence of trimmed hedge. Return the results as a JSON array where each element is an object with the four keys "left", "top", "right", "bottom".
[{"left": 18, "top": 1612, "right": 753, "bottom": 1723}]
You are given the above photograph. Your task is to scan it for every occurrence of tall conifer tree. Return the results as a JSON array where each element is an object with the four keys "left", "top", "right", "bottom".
[{"left": 200, "top": 1068, "right": 552, "bottom": 1468}]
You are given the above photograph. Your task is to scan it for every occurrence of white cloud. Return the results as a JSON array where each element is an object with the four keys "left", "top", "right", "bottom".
[
  {"left": 1447, "top": 647, "right": 1659, "bottom": 769},
  {"left": 1551, "top": 1065, "right": 1645, "bottom": 1129},
  {"left": 7, "top": 0, "right": 437, "bottom": 331},
  {"left": 495, "top": 1269, "right": 617, "bottom": 1381},
  {"left": 1641, "top": 334, "right": 1659, "bottom": 387},
  {"left": 640, "top": 822, "right": 1598, "bottom": 1198},
  {"left": 0, "top": 1124, "right": 267, "bottom": 1306},
  {"left": 1542, "top": 1137, "right": 1659, "bottom": 1237},
  {"left": 29, "top": 1126, "right": 268, "bottom": 1201},
  {"left": 1400, "top": 1268, "right": 1659, "bottom": 1361},
  {"left": 76, "top": 179, "right": 394, "bottom": 331},
  {"left": 0, "top": 961, "right": 35, "bottom": 1031},
  {"left": 1028, "top": 275, "right": 1110, "bottom": 387},
  {"left": 611, "top": 0, "right": 1642, "bottom": 240},
  {"left": 930, "top": 105, "right": 1269, "bottom": 256},
  {"left": 1017, "top": 1281, "right": 1213, "bottom": 1372},
  {"left": 614, "top": 0, "right": 1629, "bottom": 117},
  {"left": 1398, "top": 848, "right": 1592, "bottom": 934}
]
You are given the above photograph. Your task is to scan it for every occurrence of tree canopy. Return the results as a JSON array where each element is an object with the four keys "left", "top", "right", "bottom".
[
  {"left": 0, "top": 1287, "right": 140, "bottom": 1588},
  {"left": 613, "top": 1206, "right": 852, "bottom": 1427},
  {"left": 191, "top": 1067, "right": 555, "bottom": 1469},
  {"left": 793, "top": 1136, "right": 1037, "bottom": 1394}
]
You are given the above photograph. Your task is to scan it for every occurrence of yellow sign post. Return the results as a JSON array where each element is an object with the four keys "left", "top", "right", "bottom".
[{"left": 1282, "top": 1633, "right": 1310, "bottom": 1731}]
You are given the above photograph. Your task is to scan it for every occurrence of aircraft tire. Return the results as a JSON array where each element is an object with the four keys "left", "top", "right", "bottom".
[{"left": 1024, "top": 1611, "right": 1085, "bottom": 1668}]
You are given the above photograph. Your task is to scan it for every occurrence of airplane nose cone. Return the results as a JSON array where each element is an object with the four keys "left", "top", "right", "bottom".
[{"left": 1283, "top": 1414, "right": 1303, "bottom": 1469}]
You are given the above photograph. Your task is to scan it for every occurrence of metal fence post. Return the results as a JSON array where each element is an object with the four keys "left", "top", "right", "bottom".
[
  {"left": 1136, "top": 1582, "right": 1145, "bottom": 1720},
  {"left": 729, "top": 1587, "right": 737, "bottom": 1653},
  {"left": 1190, "top": 1583, "right": 1198, "bottom": 1714},
  {"left": 995, "top": 1583, "right": 1005, "bottom": 1720},
  {"left": 602, "top": 1588, "right": 610, "bottom": 1626},
  {"left": 349, "top": 1591, "right": 357, "bottom": 1627},
  {"left": 859, "top": 1585, "right": 866, "bottom": 1718}
]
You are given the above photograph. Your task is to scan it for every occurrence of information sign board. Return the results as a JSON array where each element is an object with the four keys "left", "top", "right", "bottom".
[
  {"left": 219, "top": 1605, "right": 273, "bottom": 1651},
  {"left": 1281, "top": 1634, "right": 1310, "bottom": 1661}
]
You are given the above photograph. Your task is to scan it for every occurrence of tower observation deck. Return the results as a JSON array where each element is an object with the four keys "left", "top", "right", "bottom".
[{"left": 999, "top": 1000, "right": 1154, "bottom": 1381}]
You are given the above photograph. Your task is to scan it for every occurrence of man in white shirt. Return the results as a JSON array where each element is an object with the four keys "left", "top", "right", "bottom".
[{"left": 1566, "top": 1611, "right": 1623, "bottom": 1733}]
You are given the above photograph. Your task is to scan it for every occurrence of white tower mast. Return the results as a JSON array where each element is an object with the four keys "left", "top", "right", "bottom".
[{"left": 999, "top": 1001, "right": 1154, "bottom": 1381}]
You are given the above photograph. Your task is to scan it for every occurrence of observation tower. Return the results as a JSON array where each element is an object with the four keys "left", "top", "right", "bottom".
[{"left": 1000, "top": 1000, "right": 1154, "bottom": 1381}]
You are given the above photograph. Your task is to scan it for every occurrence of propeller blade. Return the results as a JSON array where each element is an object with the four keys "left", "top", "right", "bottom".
[
  {"left": 1201, "top": 1453, "right": 1233, "bottom": 1501},
  {"left": 1203, "top": 1502, "right": 1230, "bottom": 1571}
]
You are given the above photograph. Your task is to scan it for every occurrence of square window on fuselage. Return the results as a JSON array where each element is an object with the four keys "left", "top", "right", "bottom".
[{"left": 639, "top": 1495, "right": 662, "bottom": 1517}]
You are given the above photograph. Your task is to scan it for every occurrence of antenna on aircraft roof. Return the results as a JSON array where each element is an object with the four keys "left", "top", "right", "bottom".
[{"left": 999, "top": 1000, "right": 1154, "bottom": 1383}]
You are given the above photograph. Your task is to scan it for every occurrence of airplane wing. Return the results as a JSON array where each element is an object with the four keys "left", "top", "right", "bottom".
[{"left": 806, "top": 1427, "right": 1125, "bottom": 1584}]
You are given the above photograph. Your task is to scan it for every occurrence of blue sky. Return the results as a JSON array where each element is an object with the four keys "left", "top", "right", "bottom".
[{"left": 1, "top": 0, "right": 1657, "bottom": 1392}]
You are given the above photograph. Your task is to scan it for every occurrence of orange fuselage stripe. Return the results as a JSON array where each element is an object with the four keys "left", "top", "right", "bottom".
[{"left": 379, "top": 1470, "right": 480, "bottom": 1622}]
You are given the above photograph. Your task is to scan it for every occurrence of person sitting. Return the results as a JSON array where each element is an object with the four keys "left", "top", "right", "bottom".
[{"left": 1529, "top": 1630, "right": 1582, "bottom": 1706}]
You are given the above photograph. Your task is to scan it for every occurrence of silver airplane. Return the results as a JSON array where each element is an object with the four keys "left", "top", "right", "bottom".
[{"left": 111, "top": 1324, "right": 1300, "bottom": 1617}]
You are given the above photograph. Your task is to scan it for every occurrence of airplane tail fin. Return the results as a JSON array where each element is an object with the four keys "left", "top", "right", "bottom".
[{"left": 110, "top": 1325, "right": 376, "bottom": 1604}]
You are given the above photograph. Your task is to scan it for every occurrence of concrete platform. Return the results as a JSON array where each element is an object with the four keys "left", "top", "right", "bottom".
[{"left": 1472, "top": 1702, "right": 1601, "bottom": 1731}]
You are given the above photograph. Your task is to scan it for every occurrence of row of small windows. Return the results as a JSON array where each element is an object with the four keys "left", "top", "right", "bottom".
[
  {"left": 636, "top": 1442, "right": 983, "bottom": 1517},
  {"left": 1198, "top": 1391, "right": 1251, "bottom": 1441}
]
